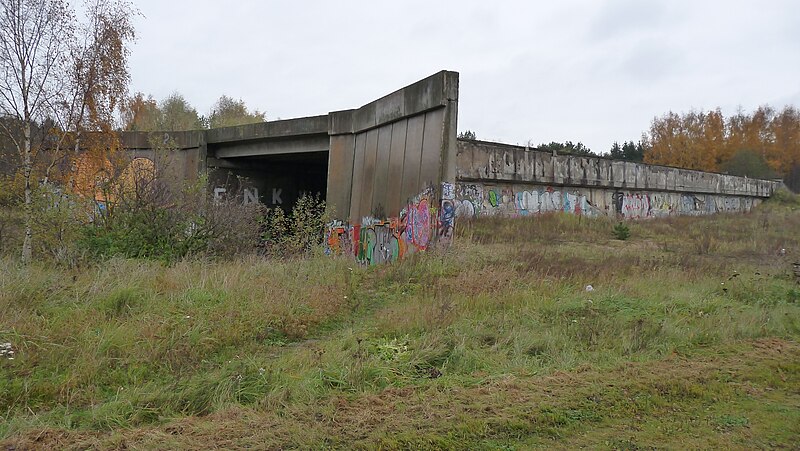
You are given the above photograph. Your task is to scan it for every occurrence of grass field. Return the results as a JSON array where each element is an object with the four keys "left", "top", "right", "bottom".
[{"left": 2, "top": 196, "right": 800, "bottom": 449}]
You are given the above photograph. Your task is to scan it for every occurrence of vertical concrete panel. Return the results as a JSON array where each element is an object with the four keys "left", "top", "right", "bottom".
[
  {"left": 540, "top": 152, "right": 554, "bottom": 182},
  {"left": 348, "top": 133, "right": 367, "bottom": 221},
  {"left": 327, "top": 134, "right": 356, "bottom": 219},
  {"left": 401, "top": 114, "right": 425, "bottom": 202},
  {"left": 634, "top": 163, "right": 645, "bottom": 189},
  {"left": 360, "top": 128, "right": 380, "bottom": 217},
  {"left": 371, "top": 123, "right": 393, "bottom": 216},
  {"left": 500, "top": 149, "right": 515, "bottom": 180},
  {"left": 419, "top": 108, "right": 444, "bottom": 187},
  {"left": 386, "top": 119, "right": 408, "bottom": 215},
  {"left": 456, "top": 140, "right": 474, "bottom": 180},
  {"left": 440, "top": 74, "right": 459, "bottom": 185},
  {"left": 520, "top": 149, "right": 533, "bottom": 181},
  {"left": 473, "top": 143, "right": 491, "bottom": 179}
]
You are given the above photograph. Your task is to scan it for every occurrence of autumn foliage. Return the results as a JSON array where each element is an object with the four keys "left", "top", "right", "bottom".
[{"left": 643, "top": 106, "right": 800, "bottom": 179}]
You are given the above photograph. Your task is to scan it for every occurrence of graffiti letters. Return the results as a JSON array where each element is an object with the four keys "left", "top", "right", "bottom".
[
  {"left": 243, "top": 188, "right": 259, "bottom": 205},
  {"left": 325, "top": 186, "right": 441, "bottom": 266},
  {"left": 272, "top": 188, "right": 283, "bottom": 205},
  {"left": 455, "top": 182, "right": 757, "bottom": 220}
]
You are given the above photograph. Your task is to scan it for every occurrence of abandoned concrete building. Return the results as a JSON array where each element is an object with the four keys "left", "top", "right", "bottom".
[{"left": 120, "top": 71, "right": 781, "bottom": 263}]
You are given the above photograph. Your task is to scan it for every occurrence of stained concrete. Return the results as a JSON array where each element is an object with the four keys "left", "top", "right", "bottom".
[{"left": 118, "top": 70, "right": 779, "bottom": 230}]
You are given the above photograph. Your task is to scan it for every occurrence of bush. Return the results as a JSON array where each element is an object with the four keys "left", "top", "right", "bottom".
[
  {"left": 612, "top": 222, "right": 631, "bottom": 240},
  {"left": 768, "top": 188, "right": 800, "bottom": 209},
  {"left": 78, "top": 179, "right": 265, "bottom": 262},
  {"left": 259, "top": 194, "right": 328, "bottom": 258},
  {"left": 29, "top": 183, "right": 90, "bottom": 265}
]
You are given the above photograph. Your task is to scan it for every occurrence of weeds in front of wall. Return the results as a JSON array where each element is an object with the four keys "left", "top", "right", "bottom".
[
  {"left": 769, "top": 188, "right": 800, "bottom": 209},
  {"left": 459, "top": 212, "right": 615, "bottom": 245},
  {"left": 689, "top": 224, "right": 719, "bottom": 255},
  {"left": 259, "top": 194, "right": 328, "bottom": 259}
]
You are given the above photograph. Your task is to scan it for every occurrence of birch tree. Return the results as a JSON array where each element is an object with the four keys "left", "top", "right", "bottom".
[
  {"left": 0, "top": 0, "right": 73, "bottom": 262},
  {"left": 0, "top": 0, "right": 135, "bottom": 262}
]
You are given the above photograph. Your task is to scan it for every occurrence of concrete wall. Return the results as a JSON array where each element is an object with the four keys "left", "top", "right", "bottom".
[
  {"left": 326, "top": 70, "right": 459, "bottom": 222},
  {"left": 120, "top": 131, "right": 205, "bottom": 184},
  {"left": 324, "top": 71, "right": 459, "bottom": 265},
  {"left": 455, "top": 140, "right": 781, "bottom": 219}
]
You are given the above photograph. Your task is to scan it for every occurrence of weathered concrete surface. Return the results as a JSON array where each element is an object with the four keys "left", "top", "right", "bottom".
[
  {"left": 119, "top": 71, "right": 460, "bottom": 231},
  {"left": 117, "top": 70, "right": 785, "bottom": 265},
  {"left": 326, "top": 70, "right": 459, "bottom": 222},
  {"left": 456, "top": 140, "right": 778, "bottom": 198},
  {"left": 120, "top": 131, "right": 205, "bottom": 183},
  {"left": 206, "top": 115, "right": 328, "bottom": 143},
  {"left": 454, "top": 140, "right": 781, "bottom": 219}
]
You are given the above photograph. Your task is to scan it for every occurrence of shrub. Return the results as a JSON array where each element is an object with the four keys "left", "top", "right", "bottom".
[
  {"left": 769, "top": 188, "right": 800, "bottom": 209},
  {"left": 29, "top": 183, "right": 91, "bottom": 265},
  {"left": 77, "top": 156, "right": 266, "bottom": 262},
  {"left": 259, "top": 194, "right": 328, "bottom": 258},
  {"left": 0, "top": 174, "right": 23, "bottom": 207},
  {"left": 612, "top": 222, "right": 631, "bottom": 240}
]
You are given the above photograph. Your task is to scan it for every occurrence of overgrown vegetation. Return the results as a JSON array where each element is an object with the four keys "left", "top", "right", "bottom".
[
  {"left": 259, "top": 193, "right": 329, "bottom": 258},
  {"left": 2, "top": 195, "right": 799, "bottom": 448},
  {"left": 0, "top": 143, "right": 333, "bottom": 263}
]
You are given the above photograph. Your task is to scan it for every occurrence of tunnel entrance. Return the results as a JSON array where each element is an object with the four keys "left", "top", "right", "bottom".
[{"left": 208, "top": 150, "right": 328, "bottom": 210}]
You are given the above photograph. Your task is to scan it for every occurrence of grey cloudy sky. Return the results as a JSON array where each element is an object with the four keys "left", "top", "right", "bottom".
[{"left": 128, "top": 0, "right": 800, "bottom": 153}]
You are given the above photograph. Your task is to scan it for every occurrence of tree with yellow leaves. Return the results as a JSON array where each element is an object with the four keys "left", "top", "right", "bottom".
[
  {"left": 0, "top": 0, "right": 137, "bottom": 263},
  {"left": 643, "top": 105, "right": 800, "bottom": 185}
]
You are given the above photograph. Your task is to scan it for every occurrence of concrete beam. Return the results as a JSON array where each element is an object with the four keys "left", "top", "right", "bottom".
[
  {"left": 213, "top": 134, "right": 330, "bottom": 159},
  {"left": 120, "top": 130, "right": 203, "bottom": 149},
  {"left": 206, "top": 115, "right": 328, "bottom": 144}
]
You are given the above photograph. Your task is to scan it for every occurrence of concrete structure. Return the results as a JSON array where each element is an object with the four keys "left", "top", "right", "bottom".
[
  {"left": 122, "top": 71, "right": 458, "bottom": 219},
  {"left": 119, "top": 70, "right": 782, "bottom": 264},
  {"left": 455, "top": 140, "right": 778, "bottom": 219}
]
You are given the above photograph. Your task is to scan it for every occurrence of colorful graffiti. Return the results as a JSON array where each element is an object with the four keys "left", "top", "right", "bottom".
[
  {"left": 620, "top": 193, "right": 650, "bottom": 219},
  {"left": 455, "top": 183, "right": 757, "bottom": 220},
  {"left": 438, "top": 182, "right": 455, "bottom": 244},
  {"left": 325, "top": 184, "right": 448, "bottom": 265},
  {"left": 455, "top": 184, "right": 600, "bottom": 218}
]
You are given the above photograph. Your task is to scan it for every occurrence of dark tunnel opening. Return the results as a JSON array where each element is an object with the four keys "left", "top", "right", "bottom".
[{"left": 208, "top": 151, "right": 328, "bottom": 211}]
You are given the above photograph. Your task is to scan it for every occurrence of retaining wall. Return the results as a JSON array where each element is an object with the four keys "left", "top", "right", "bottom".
[{"left": 455, "top": 140, "right": 781, "bottom": 219}]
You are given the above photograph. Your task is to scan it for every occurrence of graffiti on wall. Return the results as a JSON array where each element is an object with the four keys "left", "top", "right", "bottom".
[
  {"left": 325, "top": 183, "right": 453, "bottom": 265},
  {"left": 455, "top": 184, "right": 601, "bottom": 218},
  {"left": 438, "top": 182, "right": 455, "bottom": 245},
  {"left": 456, "top": 183, "right": 757, "bottom": 220},
  {"left": 616, "top": 192, "right": 752, "bottom": 218}
]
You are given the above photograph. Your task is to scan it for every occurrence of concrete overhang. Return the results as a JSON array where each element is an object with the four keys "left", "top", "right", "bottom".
[
  {"left": 206, "top": 115, "right": 329, "bottom": 144},
  {"left": 212, "top": 134, "right": 330, "bottom": 159},
  {"left": 121, "top": 130, "right": 203, "bottom": 149}
]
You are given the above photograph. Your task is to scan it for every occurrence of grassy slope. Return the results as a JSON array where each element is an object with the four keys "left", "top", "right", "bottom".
[{"left": 1, "top": 200, "right": 799, "bottom": 449}]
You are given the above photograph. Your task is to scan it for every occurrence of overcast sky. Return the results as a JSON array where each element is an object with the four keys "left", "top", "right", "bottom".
[{"left": 128, "top": 0, "right": 800, "bottom": 153}]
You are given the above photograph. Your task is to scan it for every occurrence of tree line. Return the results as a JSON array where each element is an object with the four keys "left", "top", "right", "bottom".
[
  {"left": 643, "top": 106, "right": 799, "bottom": 184},
  {"left": 120, "top": 92, "right": 266, "bottom": 131}
]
